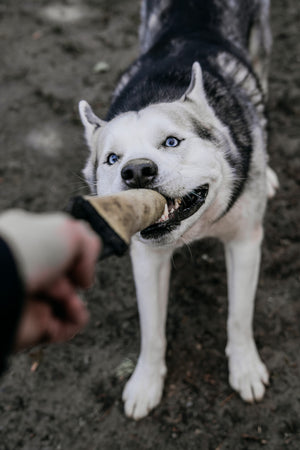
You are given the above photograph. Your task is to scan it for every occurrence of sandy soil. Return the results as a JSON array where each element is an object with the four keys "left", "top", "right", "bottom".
[{"left": 0, "top": 1, "right": 299, "bottom": 449}]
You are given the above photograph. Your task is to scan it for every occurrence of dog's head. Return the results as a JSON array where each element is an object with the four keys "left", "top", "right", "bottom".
[{"left": 79, "top": 62, "right": 237, "bottom": 245}]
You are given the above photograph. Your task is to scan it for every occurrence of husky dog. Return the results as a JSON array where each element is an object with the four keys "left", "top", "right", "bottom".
[{"left": 79, "top": 0, "right": 278, "bottom": 419}]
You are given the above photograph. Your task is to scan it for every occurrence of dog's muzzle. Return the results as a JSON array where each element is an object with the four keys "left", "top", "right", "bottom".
[{"left": 141, "top": 184, "right": 209, "bottom": 239}]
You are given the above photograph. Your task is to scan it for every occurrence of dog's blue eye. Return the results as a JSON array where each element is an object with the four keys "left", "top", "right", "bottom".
[
  {"left": 107, "top": 153, "right": 119, "bottom": 165},
  {"left": 164, "top": 136, "right": 180, "bottom": 147}
]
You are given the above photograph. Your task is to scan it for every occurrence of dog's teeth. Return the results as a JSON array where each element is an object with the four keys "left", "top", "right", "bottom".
[
  {"left": 156, "top": 204, "right": 169, "bottom": 223},
  {"left": 167, "top": 200, "right": 174, "bottom": 210},
  {"left": 164, "top": 203, "right": 169, "bottom": 218},
  {"left": 155, "top": 198, "right": 181, "bottom": 223},
  {"left": 174, "top": 198, "right": 181, "bottom": 210}
]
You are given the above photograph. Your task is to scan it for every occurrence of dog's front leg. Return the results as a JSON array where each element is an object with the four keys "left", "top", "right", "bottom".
[
  {"left": 122, "top": 239, "right": 172, "bottom": 420},
  {"left": 225, "top": 226, "right": 269, "bottom": 402}
]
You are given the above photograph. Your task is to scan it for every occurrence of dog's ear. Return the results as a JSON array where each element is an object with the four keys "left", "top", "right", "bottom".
[
  {"left": 79, "top": 100, "right": 106, "bottom": 148},
  {"left": 181, "top": 62, "right": 206, "bottom": 104}
]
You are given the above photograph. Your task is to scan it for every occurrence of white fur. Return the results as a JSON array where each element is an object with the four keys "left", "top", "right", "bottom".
[
  {"left": 224, "top": 226, "right": 269, "bottom": 402},
  {"left": 80, "top": 62, "right": 277, "bottom": 419},
  {"left": 266, "top": 166, "right": 280, "bottom": 198}
]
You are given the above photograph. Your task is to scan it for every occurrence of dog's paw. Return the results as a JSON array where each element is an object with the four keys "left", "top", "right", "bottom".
[
  {"left": 266, "top": 165, "right": 279, "bottom": 198},
  {"left": 122, "top": 361, "right": 166, "bottom": 420},
  {"left": 226, "top": 343, "right": 269, "bottom": 402}
]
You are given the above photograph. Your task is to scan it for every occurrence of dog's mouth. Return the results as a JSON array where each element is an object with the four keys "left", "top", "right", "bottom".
[{"left": 141, "top": 184, "right": 209, "bottom": 239}]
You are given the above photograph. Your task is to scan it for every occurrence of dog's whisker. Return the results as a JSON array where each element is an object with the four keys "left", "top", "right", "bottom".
[
  {"left": 66, "top": 170, "right": 88, "bottom": 182},
  {"left": 189, "top": 190, "right": 204, "bottom": 198},
  {"left": 64, "top": 179, "right": 89, "bottom": 186},
  {"left": 180, "top": 237, "right": 194, "bottom": 261},
  {"left": 65, "top": 186, "right": 90, "bottom": 195},
  {"left": 65, "top": 170, "right": 99, "bottom": 190}
]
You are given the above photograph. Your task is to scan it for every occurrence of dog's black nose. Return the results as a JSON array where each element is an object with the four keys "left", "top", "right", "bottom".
[{"left": 121, "top": 158, "right": 158, "bottom": 188}]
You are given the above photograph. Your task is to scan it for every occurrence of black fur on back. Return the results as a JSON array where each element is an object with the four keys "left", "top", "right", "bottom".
[{"left": 106, "top": 0, "right": 265, "bottom": 211}]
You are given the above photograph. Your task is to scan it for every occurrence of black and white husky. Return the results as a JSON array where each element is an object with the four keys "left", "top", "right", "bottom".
[{"left": 79, "top": 0, "right": 279, "bottom": 419}]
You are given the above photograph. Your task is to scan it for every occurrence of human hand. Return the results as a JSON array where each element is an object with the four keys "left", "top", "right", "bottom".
[
  {"left": 0, "top": 210, "right": 101, "bottom": 350},
  {"left": 15, "top": 278, "right": 90, "bottom": 351}
]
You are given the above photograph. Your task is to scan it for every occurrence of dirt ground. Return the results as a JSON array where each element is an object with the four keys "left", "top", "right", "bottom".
[{"left": 0, "top": 0, "right": 299, "bottom": 449}]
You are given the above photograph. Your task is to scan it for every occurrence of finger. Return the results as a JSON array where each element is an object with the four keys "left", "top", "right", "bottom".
[
  {"left": 42, "top": 306, "right": 88, "bottom": 344},
  {"left": 46, "top": 277, "right": 89, "bottom": 327},
  {"left": 26, "top": 277, "right": 90, "bottom": 344},
  {"left": 67, "top": 221, "right": 101, "bottom": 288},
  {"left": 14, "top": 301, "right": 53, "bottom": 351},
  {"left": 16, "top": 283, "right": 90, "bottom": 350}
]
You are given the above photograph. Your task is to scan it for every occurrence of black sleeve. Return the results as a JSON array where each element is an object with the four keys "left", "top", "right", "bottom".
[{"left": 0, "top": 237, "right": 25, "bottom": 375}]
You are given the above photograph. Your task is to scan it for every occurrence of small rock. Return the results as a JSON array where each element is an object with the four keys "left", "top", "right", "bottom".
[
  {"left": 93, "top": 61, "right": 110, "bottom": 73},
  {"left": 115, "top": 358, "right": 135, "bottom": 380},
  {"left": 41, "top": 4, "right": 88, "bottom": 24}
]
